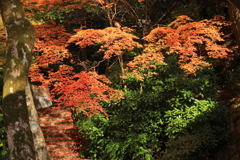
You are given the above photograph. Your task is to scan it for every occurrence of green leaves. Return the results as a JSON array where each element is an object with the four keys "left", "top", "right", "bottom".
[
  {"left": 165, "top": 100, "right": 216, "bottom": 137},
  {"left": 75, "top": 53, "right": 228, "bottom": 159}
]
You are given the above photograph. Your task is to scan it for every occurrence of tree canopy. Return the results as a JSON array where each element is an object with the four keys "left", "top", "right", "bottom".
[{"left": 1, "top": 0, "right": 240, "bottom": 159}]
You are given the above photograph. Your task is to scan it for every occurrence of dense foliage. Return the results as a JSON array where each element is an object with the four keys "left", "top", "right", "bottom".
[
  {"left": 67, "top": 13, "right": 232, "bottom": 159},
  {"left": 75, "top": 53, "right": 229, "bottom": 160},
  {"left": 0, "top": 0, "right": 239, "bottom": 159}
]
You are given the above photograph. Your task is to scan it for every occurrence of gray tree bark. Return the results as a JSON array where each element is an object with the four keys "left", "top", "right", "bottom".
[
  {"left": 26, "top": 82, "right": 50, "bottom": 160},
  {"left": 0, "top": 0, "right": 49, "bottom": 159}
]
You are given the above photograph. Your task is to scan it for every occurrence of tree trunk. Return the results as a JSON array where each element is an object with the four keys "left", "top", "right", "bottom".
[
  {"left": 228, "top": 0, "right": 240, "bottom": 49},
  {"left": 228, "top": 0, "right": 240, "bottom": 10},
  {"left": 213, "top": 2, "right": 240, "bottom": 160},
  {"left": 0, "top": 0, "right": 47, "bottom": 159},
  {"left": 26, "top": 81, "right": 50, "bottom": 160}
]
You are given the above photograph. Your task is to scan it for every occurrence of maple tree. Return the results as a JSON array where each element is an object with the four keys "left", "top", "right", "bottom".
[
  {"left": 29, "top": 22, "right": 123, "bottom": 117},
  {"left": 0, "top": 0, "right": 239, "bottom": 159},
  {"left": 68, "top": 27, "right": 142, "bottom": 58},
  {"left": 68, "top": 27, "right": 142, "bottom": 76},
  {"left": 38, "top": 15, "right": 233, "bottom": 113},
  {"left": 124, "top": 15, "right": 233, "bottom": 80},
  {"left": 69, "top": 15, "right": 233, "bottom": 160},
  {"left": 0, "top": 0, "right": 50, "bottom": 159}
]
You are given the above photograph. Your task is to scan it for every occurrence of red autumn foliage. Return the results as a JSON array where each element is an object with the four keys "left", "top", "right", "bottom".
[
  {"left": 33, "top": 22, "right": 71, "bottom": 67},
  {"left": 29, "top": 22, "right": 123, "bottom": 117},
  {"left": 43, "top": 65, "right": 122, "bottom": 117}
]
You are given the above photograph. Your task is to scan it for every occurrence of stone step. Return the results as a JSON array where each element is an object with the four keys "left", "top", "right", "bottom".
[
  {"left": 39, "top": 110, "right": 72, "bottom": 115},
  {"left": 38, "top": 108, "right": 72, "bottom": 114},
  {"left": 37, "top": 106, "right": 84, "bottom": 159},
  {"left": 48, "top": 151, "right": 80, "bottom": 159},
  {"left": 41, "top": 124, "right": 76, "bottom": 130},
  {"left": 43, "top": 132, "right": 80, "bottom": 139},
  {"left": 48, "top": 148, "right": 82, "bottom": 154},
  {"left": 46, "top": 141, "right": 82, "bottom": 148},
  {"left": 39, "top": 115, "right": 72, "bottom": 119},
  {"left": 42, "top": 128, "right": 77, "bottom": 133},
  {"left": 40, "top": 120, "right": 74, "bottom": 126},
  {"left": 45, "top": 136, "right": 81, "bottom": 142},
  {"left": 39, "top": 118, "right": 74, "bottom": 123},
  {"left": 37, "top": 106, "right": 71, "bottom": 111},
  {"left": 47, "top": 146, "right": 82, "bottom": 151},
  {"left": 40, "top": 121, "right": 74, "bottom": 127},
  {"left": 46, "top": 141, "right": 82, "bottom": 147},
  {"left": 39, "top": 112, "right": 72, "bottom": 119},
  {"left": 51, "top": 158, "right": 87, "bottom": 160}
]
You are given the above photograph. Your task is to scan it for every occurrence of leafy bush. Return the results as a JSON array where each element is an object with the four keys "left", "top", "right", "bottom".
[{"left": 75, "top": 54, "right": 229, "bottom": 160}]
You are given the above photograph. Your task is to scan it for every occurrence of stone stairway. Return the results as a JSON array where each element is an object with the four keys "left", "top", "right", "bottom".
[{"left": 37, "top": 106, "right": 88, "bottom": 160}]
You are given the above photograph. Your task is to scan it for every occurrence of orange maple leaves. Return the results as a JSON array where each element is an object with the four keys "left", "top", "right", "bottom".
[
  {"left": 68, "top": 27, "right": 143, "bottom": 59},
  {"left": 32, "top": 22, "right": 71, "bottom": 67},
  {"left": 32, "top": 63, "right": 123, "bottom": 117},
  {"left": 23, "top": 0, "right": 71, "bottom": 7},
  {"left": 29, "top": 15, "right": 232, "bottom": 116},
  {"left": 29, "top": 22, "right": 123, "bottom": 117},
  {"left": 125, "top": 15, "right": 232, "bottom": 79},
  {"left": 45, "top": 65, "right": 123, "bottom": 117}
]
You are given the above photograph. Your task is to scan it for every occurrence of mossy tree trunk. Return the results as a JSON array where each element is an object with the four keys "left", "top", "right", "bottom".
[
  {"left": 0, "top": 0, "right": 49, "bottom": 159},
  {"left": 26, "top": 81, "right": 50, "bottom": 160}
]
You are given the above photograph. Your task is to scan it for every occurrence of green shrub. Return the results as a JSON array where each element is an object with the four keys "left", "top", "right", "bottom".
[{"left": 75, "top": 54, "right": 229, "bottom": 160}]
